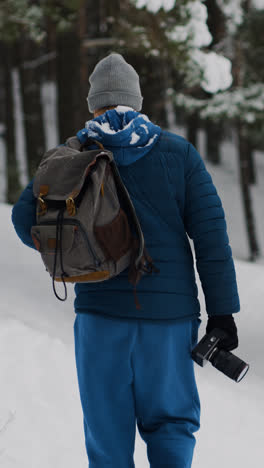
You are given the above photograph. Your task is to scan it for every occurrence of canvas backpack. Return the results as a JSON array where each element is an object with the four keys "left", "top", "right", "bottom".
[{"left": 30, "top": 135, "right": 160, "bottom": 309}]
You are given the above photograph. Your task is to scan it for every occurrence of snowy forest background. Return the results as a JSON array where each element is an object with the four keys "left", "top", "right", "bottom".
[
  {"left": 1, "top": 0, "right": 264, "bottom": 262},
  {"left": 1, "top": 1, "right": 264, "bottom": 467}
]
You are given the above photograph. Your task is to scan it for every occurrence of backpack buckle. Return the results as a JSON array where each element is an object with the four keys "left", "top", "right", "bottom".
[
  {"left": 37, "top": 195, "right": 47, "bottom": 216},
  {"left": 66, "top": 197, "right": 76, "bottom": 216}
]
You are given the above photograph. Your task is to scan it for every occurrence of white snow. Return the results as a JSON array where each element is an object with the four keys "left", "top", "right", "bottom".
[
  {"left": 3, "top": 128, "right": 264, "bottom": 465},
  {"left": 187, "top": 0, "right": 211, "bottom": 47},
  {"left": 148, "top": 0, "right": 233, "bottom": 94},
  {"left": 136, "top": 1, "right": 212, "bottom": 48},
  {"left": 191, "top": 50, "right": 233, "bottom": 93},
  {"left": 178, "top": 2, "right": 233, "bottom": 93},
  {"left": 216, "top": 0, "right": 243, "bottom": 33},
  {"left": 0, "top": 317, "right": 85, "bottom": 467},
  {"left": 177, "top": 83, "right": 264, "bottom": 122},
  {"left": 130, "top": 131, "right": 141, "bottom": 144},
  {"left": 134, "top": 1, "right": 235, "bottom": 94},
  {"left": 167, "top": 1, "right": 212, "bottom": 48},
  {"left": 252, "top": 0, "right": 264, "bottom": 8},
  {"left": 135, "top": 0, "right": 175, "bottom": 13},
  {"left": 149, "top": 49, "right": 160, "bottom": 56},
  {"left": 216, "top": 0, "right": 264, "bottom": 33}
]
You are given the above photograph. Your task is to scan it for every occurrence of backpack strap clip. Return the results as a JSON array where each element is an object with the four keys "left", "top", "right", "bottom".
[
  {"left": 37, "top": 185, "right": 49, "bottom": 216},
  {"left": 66, "top": 197, "right": 76, "bottom": 216}
]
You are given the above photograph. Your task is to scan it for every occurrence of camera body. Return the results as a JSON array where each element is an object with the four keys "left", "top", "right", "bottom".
[
  {"left": 191, "top": 327, "right": 249, "bottom": 382},
  {"left": 191, "top": 327, "right": 227, "bottom": 367}
]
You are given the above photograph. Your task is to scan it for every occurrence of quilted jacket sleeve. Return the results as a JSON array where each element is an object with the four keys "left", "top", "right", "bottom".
[
  {"left": 183, "top": 142, "right": 240, "bottom": 317},
  {"left": 11, "top": 178, "right": 37, "bottom": 250}
]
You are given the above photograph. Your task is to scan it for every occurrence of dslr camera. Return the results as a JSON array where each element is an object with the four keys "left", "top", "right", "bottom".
[{"left": 191, "top": 327, "right": 249, "bottom": 382}]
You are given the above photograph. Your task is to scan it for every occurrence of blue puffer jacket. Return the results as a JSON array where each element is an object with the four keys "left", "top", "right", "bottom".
[{"left": 11, "top": 106, "right": 240, "bottom": 321}]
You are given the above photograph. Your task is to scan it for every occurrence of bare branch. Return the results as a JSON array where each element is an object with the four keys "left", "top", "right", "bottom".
[
  {"left": 81, "top": 37, "right": 124, "bottom": 48},
  {"left": 22, "top": 51, "right": 57, "bottom": 70}
]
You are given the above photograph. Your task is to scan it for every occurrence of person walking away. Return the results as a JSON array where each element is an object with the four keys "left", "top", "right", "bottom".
[{"left": 11, "top": 53, "right": 240, "bottom": 468}]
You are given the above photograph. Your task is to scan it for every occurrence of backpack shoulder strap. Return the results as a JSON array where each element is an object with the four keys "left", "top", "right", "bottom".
[{"left": 109, "top": 160, "right": 144, "bottom": 270}]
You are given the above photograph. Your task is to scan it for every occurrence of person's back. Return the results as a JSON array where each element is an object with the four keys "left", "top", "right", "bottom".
[
  {"left": 75, "top": 107, "right": 200, "bottom": 321},
  {"left": 11, "top": 53, "right": 240, "bottom": 467}
]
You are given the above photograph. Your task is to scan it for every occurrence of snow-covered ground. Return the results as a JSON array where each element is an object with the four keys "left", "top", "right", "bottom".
[{"left": 1, "top": 131, "right": 264, "bottom": 466}]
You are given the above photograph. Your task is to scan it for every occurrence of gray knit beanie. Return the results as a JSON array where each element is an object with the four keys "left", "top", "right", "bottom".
[{"left": 87, "top": 53, "right": 143, "bottom": 113}]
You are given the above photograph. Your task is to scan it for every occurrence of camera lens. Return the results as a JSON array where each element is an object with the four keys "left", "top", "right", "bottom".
[
  {"left": 235, "top": 363, "right": 249, "bottom": 382},
  {"left": 209, "top": 348, "right": 249, "bottom": 382}
]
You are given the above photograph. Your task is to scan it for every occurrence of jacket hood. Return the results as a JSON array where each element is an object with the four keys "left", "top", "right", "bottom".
[{"left": 76, "top": 105, "right": 161, "bottom": 166}]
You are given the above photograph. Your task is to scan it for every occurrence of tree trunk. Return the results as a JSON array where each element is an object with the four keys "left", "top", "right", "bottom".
[
  {"left": 162, "top": 60, "right": 177, "bottom": 131},
  {"left": 76, "top": 0, "right": 105, "bottom": 127},
  {"left": 204, "top": 119, "right": 222, "bottom": 164},
  {"left": 233, "top": 31, "right": 260, "bottom": 259},
  {"left": 11, "top": 67, "right": 29, "bottom": 188},
  {"left": 19, "top": 37, "right": 45, "bottom": 178},
  {"left": 77, "top": 0, "right": 90, "bottom": 126},
  {"left": 41, "top": 16, "right": 59, "bottom": 150},
  {"left": 245, "top": 139, "right": 256, "bottom": 185},
  {"left": 80, "top": 0, "right": 123, "bottom": 122},
  {"left": 56, "top": 30, "right": 81, "bottom": 142},
  {"left": 0, "top": 41, "right": 8, "bottom": 203},
  {"left": 237, "top": 121, "right": 260, "bottom": 260},
  {"left": 3, "top": 42, "right": 21, "bottom": 204},
  {"left": 186, "top": 113, "right": 199, "bottom": 148}
]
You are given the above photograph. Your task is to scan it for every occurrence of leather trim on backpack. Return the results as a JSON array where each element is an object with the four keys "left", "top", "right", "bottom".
[
  {"left": 55, "top": 271, "right": 110, "bottom": 282},
  {"left": 31, "top": 233, "right": 40, "bottom": 251},
  {"left": 94, "top": 208, "right": 133, "bottom": 262}
]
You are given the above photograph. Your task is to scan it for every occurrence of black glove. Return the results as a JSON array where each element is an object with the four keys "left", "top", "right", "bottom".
[{"left": 206, "top": 315, "right": 239, "bottom": 351}]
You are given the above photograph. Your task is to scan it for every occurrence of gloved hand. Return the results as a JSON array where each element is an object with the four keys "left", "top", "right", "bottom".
[{"left": 206, "top": 314, "right": 239, "bottom": 351}]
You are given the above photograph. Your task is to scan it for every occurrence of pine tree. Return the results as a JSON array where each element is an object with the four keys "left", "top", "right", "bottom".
[
  {"left": 0, "top": 0, "right": 80, "bottom": 201},
  {"left": 172, "top": 1, "right": 263, "bottom": 260}
]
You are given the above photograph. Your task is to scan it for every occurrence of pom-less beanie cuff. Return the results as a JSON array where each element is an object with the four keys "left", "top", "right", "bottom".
[
  {"left": 87, "top": 53, "right": 143, "bottom": 113},
  {"left": 87, "top": 91, "right": 143, "bottom": 113}
]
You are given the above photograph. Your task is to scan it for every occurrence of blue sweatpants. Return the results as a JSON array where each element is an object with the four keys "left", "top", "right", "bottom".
[{"left": 73, "top": 313, "right": 202, "bottom": 468}]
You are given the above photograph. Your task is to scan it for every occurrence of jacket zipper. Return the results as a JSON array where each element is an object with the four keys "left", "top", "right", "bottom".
[{"left": 38, "top": 218, "right": 101, "bottom": 267}]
